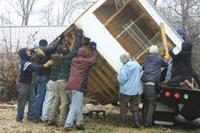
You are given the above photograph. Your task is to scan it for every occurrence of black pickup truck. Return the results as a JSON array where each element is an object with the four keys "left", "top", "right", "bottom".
[{"left": 154, "top": 84, "right": 200, "bottom": 126}]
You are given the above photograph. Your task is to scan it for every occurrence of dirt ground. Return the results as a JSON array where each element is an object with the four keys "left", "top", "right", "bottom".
[{"left": 0, "top": 103, "right": 200, "bottom": 133}]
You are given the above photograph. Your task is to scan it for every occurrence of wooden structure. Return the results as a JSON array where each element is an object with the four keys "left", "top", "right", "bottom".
[{"left": 56, "top": 0, "right": 183, "bottom": 104}]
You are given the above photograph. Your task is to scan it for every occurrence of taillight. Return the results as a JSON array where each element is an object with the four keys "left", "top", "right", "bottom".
[
  {"left": 183, "top": 94, "right": 189, "bottom": 100},
  {"left": 174, "top": 92, "right": 181, "bottom": 99},
  {"left": 165, "top": 91, "right": 171, "bottom": 97}
]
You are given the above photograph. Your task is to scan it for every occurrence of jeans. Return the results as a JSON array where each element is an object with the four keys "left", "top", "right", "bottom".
[
  {"left": 34, "top": 75, "right": 48, "bottom": 119},
  {"left": 64, "top": 90, "right": 83, "bottom": 128},
  {"left": 27, "top": 79, "right": 37, "bottom": 119},
  {"left": 16, "top": 82, "right": 30, "bottom": 120},
  {"left": 41, "top": 80, "right": 57, "bottom": 121}
]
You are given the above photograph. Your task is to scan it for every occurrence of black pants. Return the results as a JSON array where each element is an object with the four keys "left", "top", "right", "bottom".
[{"left": 143, "top": 84, "right": 156, "bottom": 126}]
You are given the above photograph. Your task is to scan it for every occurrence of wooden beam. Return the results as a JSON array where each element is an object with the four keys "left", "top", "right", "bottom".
[{"left": 104, "top": 0, "right": 130, "bottom": 26}]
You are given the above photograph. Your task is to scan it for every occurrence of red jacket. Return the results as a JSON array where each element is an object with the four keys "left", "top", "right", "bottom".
[{"left": 66, "top": 47, "right": 97, "bottom": 91}]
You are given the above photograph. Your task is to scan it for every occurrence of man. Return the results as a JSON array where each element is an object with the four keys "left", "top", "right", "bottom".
[
  {"left": 117, "top": 53, "right": 142, "bottom": 128},
  {"left": 16, "top": 48, "right": 52, "bottom": 122},
  {"left": 167, "top": 41, "right": 194, "bottom": 87},
  {"left": 41, "top": 45, "right": 62, "bottom": 122},
  {"left": 141, "top": 45, "right": 168, "bottom": 127}
]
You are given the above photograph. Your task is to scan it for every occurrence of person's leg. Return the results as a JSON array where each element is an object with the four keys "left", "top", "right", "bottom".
[
  {"left": 41, "top": 80, "right": 57, "bottom": 122},
  {"left": 48, "top": 82, "right": 60, "bottom": 125},
  {"left": 119, "top": 93, "right": 129, "bottom": 127},
  {"left": 143, "top": 85, "right": 156, "bottom": 127},
  {"left": 74, "top": 91, "right": 84, "bottom": 128},
  {"left": 16, "top": 83, "right": 29, "bottom": 122},
  {"left": 58, "top": 81, "right": 69, "bottom": 126},
  {"left": 130, "top": 95, "right": 140, "bottom": 128},
  {"left": 34, "top": 75, "right": 48, "bottom": 120},
  {"left": 27, "top": 79, "right": 36, "bottom": 120},
  {"left": 64, "top": 91, "right": 76, "bottom": 129}
]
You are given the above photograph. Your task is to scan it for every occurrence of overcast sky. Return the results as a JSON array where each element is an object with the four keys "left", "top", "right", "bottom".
[{"left": 0, "top": 0, "right": 92, "bottom": 26}]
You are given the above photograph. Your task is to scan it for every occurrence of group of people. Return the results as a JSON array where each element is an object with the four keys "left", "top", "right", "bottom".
[
  {"left": 117, "top": 32, "right": 199, "bottom": 128},
  {"left": 16, "top": 29, "right": 97, "bottom": 131},
  {"left": 16, "top": 27, "right": 198, "bottom": 131}
]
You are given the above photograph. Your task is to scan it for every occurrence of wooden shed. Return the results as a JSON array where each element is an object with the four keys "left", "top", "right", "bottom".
[{"left": 56, "top": 0, "right": 183, "bottom": 104}]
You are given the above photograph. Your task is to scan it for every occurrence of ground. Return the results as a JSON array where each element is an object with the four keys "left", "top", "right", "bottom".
[{"left": 0, "top": 103, "right": 200, "bottom": 133}]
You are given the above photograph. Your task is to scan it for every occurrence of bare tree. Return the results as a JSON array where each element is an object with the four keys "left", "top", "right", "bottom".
[
  {"left": 56, "top": 0, "right": 92, "bottom": 25},
  {"left": 158, "top": 0, "right": 200, "bottom": 74},
  {"left": 40, "top": 0, "right": 54, "bottom": 25},
  {"left": 7, "top": 0, "right": 36, "bottom": 26},
  {"left": 152, "top": 0, "right": 158, "bottom": 6}
]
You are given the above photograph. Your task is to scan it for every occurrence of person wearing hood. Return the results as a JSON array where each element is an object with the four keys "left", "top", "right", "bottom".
[
  {"left": 141, "top": 45, "right": 168, "bottom": 127},
  {"left": 64, "top": 43, "right": 97, "bottom": 131},
  {"left": 16, "top": 48, "right": 52, "bottom": 122},
  {"left": 117, "top": 53, "right": 142, "bottom": 128},
  {"left": 167, "top": 41, "right": 194, "bottom": 87}
]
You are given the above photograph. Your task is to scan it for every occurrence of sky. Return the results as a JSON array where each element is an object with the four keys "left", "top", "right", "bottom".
[{"left": 0, "top": 0, "right": 93, "bottom": 26}]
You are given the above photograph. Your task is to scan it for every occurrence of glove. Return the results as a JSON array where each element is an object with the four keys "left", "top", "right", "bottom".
[
  {"left": 34, "top": 48, "right": 45, "bottom": 57},
  {"left": 83, "top": 37, "right": 91, "bottom": 45},
  {"left": 89, "top": 42, "right": 97, "bottom": 50},
  {"left": 43, "top": 60, "right": 54, "bottom": 68}
]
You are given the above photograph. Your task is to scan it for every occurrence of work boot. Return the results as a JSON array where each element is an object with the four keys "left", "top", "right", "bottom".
[
  {"left": 47, "top": 120, "right": 56, "bottom": 126},
  {"left": 118, "top": 114, "right": 126, "bottom": 127},
  {"left": 144, "top": 103, "right": 155, "bottom": 127},
  {"left": 76, "top": 124, "right": 85, "bottom": 130},
  {"left": 133, "top": 112, "right": 140, "bottom": 128}
]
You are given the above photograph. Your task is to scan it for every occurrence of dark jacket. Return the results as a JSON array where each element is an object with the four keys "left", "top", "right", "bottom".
[
  {"left": 49, "top": 54, "right": 61, "bottom": 81},
  {"left": 18, "top": 48, "right": 44, "bottom": 84},
  {"left": 34, "top": 38, "right": 61, "bottom": 76},
  {"left": 170, "top": 41, "right": 193, "bottom": 78},
  {"left": 142, "top": 53, "right": 168, "bottom": 84},
  {"left": 79, "top": 65, "right": 94, "bottom": 94},
  {"left": 66, "top": 47, "right": 97, "bottom": 91},
  {"left": 57, "top": 49, "right": 77, "bottom": 80},
  {"left": 57, "top": 31, "right": 83, "bottom": 80}
]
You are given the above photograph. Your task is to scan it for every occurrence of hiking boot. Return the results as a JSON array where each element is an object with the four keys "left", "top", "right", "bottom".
[
  {"left": 76, "top": 124, "right": 85, "bottom": 130},
  {"left": 47, "top": 120, "right": 56, "bottom": 126},
  {"left": 118, "top": 114, "right": 126, "bottom": 127},
  {"left": 64, "top": 127, "right": 73, "bottom": 131},
  {"left": 16, "top": 119, "right": 23, "bottom": 123},
  {"left": 133, "top": 112, "right": 140, "bottom": 128}
]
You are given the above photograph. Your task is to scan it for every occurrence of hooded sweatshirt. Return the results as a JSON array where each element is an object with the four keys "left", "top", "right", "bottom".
[
  {"left": 66, "top": 47, "right": 97, "bottom": 91},
  {"left": 170, "top": 41, "right": 193, "bottom": 77},
  {"left": 18, "top": 48, "right": 44, "bottom": 84},
  {"left": 118, "top": 60, "right": 142, "bottom": 96}
]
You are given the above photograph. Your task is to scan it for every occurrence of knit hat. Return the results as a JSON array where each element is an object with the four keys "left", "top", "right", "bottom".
[
  {"left": 39, "top": 39, "right": 48, "bottom": 47},
  {"left": 120, "top": 53, "right": 130, "bottom": 64},
  {"left": 149, "top": 45, "right": 159, "bottom": 54}
]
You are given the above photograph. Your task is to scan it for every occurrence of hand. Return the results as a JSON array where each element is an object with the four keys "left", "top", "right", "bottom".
[
  {"left": 89, "top": 42, "right": 97, "bottom": 50},
  {"left": 43, "top": 60, "right": 54, "bottom": 68},
  {"left": 34, "top": 48, "right": 45, "bottom": 57}
]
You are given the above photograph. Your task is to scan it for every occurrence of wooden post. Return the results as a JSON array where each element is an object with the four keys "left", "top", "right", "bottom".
[{"left": 160, "top": 23, "right": 170, "bottom": 60}]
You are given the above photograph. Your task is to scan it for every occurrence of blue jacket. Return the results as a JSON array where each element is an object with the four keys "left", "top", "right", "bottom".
[
  {"left": 18, "top": 48, "right": 44, "bottom": 84},
  {"left": 117, "top": 60, "right": 142, "bottom": 96}
]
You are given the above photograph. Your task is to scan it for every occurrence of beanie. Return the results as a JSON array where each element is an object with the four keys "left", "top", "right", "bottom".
[
  {"left": 39, "top": 39, "right": 48, "bottom": 47},
  {"left": 120, "top": 53, "right": 130, "bottom": 64},
  {"left": 149, "top": 45, "right": 159, "bottom": 54}
]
